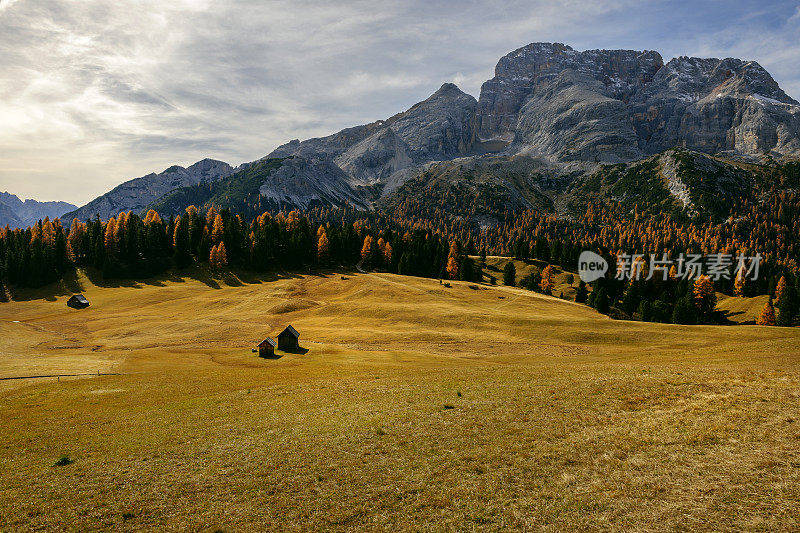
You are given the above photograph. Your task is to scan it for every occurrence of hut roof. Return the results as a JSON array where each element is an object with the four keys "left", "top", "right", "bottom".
[
  {"left": 70, "top": 294, "right": 89, "bottom": 304},
  {"left": 279, "top": 325, "right": 299, "bottom": 338},
  {"left": 258, "top": 337, "right": 277, "bottom": 348}
]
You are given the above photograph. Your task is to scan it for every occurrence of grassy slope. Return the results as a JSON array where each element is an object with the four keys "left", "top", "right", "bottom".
[
  {"left": 717, "top": 294, "right": 771, "bottom": 325},
  {"left": 0, "top": 269, "right": 799, "bottom": 530}
]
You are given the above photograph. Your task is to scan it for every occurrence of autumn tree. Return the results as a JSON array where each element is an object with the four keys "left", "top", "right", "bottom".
[
  {"left": 446, "top": 241, "right": 459, "bottom": 279},
  {"left": 360, "top": 235, "right": 374, "bottom": 267},
  {"left": 733, "top": 266, "right": 746, "bottom": 297},
  {"left": 383, "top": 241, "right": 393, "bottom": 266},
  {"left": 104, "top": 216, "right": 117, "bottom": 254},
  {"left": 317, "top": 230, "right": 330, "bottom": 264},
  {"left": 540, "top": 264, "right": 554, "bottom": 294},
  {"left": 211, "top": 214, "right": 225, "bottom": 245},
  {"left": 210, "top": 242, "right": 227, "bottom": 270},
  {"left": 756, "top": 299, "right": 777, "bottom": 326},
  {"left": 67, "top": 218, "right": 86, "bottom": 262},
  {"left": 774, "top": 276, "right": 788, "bottom": 305},
  {"left": 217, "top": 242, "right": 227, "bottom": 269},
  {"left": 692, "top": 275, "right": 717, "bottom": 317}
]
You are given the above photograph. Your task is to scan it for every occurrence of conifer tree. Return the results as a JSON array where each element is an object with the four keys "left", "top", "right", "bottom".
[
  {"left": 104, "top": 217, "right": 117, "bottom": 254},
  {"left": 211, "top": 214, "right": 225, "bottom": 245},
  {"left": 775, "top": 275, "right": 788, "bottom": 305},
  {"left": 733, "top": 266, "right": 746, "bottom": 297},
  {"left": 756, "top": 299, "right": 777, "bottom": 326},
  {"left": 383, "top": 242, "right": 393, "bottom": 266},
  {"left": 540, "top": 264, "right": 554, "bottom": 294},
  {"left": 777, "top": 286, "right": 797, "bottom": 327},
  {"left": 503, "top": 261, "right": 516, "bottom": 287},
  {"left": 446, "top": 241, "right": 459, "bottom": 280},
  {"left": 317, "top": 230, "right": 330, "bottom": 264},
  {"left": 216, "top": 241, "right": 227, "bottom": 269},
  {"left": 692, "top": 275, "right": 716, "bottom": 317},
  {"left": 173, "top": 215, "right": 192, "bottom": 268},
  {"left": 575, "top": 280, "right": 588, "bottom": 303},
  {"left": 360, "top": 235, "right": 374, "bottom": 267}
]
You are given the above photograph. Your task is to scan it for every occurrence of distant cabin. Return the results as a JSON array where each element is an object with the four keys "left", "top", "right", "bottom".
[
  {"left": 277, "top": 325, "right": 300, "bottom": 352},
  {"left": 67, "top": 294, "right": 89, "bottom": 309},
  {"left": 257, "top": 337, "right": 277, "bottom": 357}
]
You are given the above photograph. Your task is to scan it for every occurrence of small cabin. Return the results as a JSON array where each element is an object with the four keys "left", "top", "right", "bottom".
[
  {"left": 257, "top": 337, "right": 277, "bottom": 357},
  {"left": 67, "top": 294, "right": 89, "bottom": 309},
  {"left": 277, "top": 325, "right": 300, "bottom": 352}
]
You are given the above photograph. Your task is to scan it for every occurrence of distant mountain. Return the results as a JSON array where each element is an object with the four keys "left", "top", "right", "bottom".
[
  {"left": 0, "top": 192, "right": 76, "bottom": 229},
  {"left": 149, "top": 157, "right": 368, "bottom": 218},
  {"left": 62, "top": 158, "right": 236, "bottom": 223},
  {"left": 61, "top": 41, "right": 800, "bottom": 224}
]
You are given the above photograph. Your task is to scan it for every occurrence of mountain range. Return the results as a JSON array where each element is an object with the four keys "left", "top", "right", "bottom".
[
  {"left": 0, "top": 192, "right": 76, "bottom": 229},
  {"left": 54, "top": 42, "right": 800, "bottom": 225}
]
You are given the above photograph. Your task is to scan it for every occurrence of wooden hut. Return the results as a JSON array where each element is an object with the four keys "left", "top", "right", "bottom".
[
  {"left": 67, "top": 294, "right": 90, "bottom": 309},
  {"left": 277, "top": 325, "right": 300, "bottom": 351},
  {"left": 257, "top": 337, "right": 277, "bottom": 357}
]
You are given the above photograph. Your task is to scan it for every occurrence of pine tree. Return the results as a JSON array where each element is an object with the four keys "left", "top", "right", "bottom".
[
  {"left": 503, "top": 261, "right": 516, "bottom": 287},
  {"left": 756, "top": 299, "right": 777, "bottom": 326},
  {"left": 594, "top": 288, "right": 610, "bottom": 314},
  {"left": 637, "top": 300, "right": 653, "bottom": 322},
  {"left": 575, "top": 280, "right": 588, "bottom": 303},
  {"left": 777, "top": 286, "right": 797, "bottom": 327},
  {"left": 173, "top": 216, "right": 192, "bottom": 268},
  {"left": 775, "top": 275, "right": 788, "bottom": 305},
  {"left": 672, "top": 296, "right": 697, "bottom": 325}
]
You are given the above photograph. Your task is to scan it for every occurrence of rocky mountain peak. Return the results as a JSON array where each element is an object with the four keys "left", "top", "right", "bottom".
[{"left": 476, "top": 42, "right": 664, "bottom": 143}]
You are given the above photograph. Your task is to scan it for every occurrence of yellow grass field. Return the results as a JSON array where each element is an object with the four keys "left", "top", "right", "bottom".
[{"left": 1, "top": 268, "right": 799, "bottom": 531}]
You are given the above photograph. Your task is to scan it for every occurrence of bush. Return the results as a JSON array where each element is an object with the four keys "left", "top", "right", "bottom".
[{"left": 52, "top": 454, "right": 73, "bottom": 467}]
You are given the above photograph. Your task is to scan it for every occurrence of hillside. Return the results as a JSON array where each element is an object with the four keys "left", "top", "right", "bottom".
[{"left": 1, "top": 270, "right": 799, "bottom": 529}]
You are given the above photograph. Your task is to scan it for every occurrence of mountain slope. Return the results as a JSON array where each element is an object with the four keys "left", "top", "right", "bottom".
[
  {"left": 270, "top": 83, "right": 479, "bottom": 194},
  {"left": 149, "top": 157, "right": 367, "bottom": 217},
  {"left": 564, "top": 149, "right": 757, "bottom": 220}
]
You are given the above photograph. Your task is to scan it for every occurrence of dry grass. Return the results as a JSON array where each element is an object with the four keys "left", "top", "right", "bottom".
[
  {"left": 717, "top": 293, "right": 770, "bottom": 324},
  {"left": 1, "top": 268, "right": 799, "bottom": 531}
]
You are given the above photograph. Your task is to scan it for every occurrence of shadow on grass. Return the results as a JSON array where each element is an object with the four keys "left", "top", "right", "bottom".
[
  {"left": 7, "top": 269, "right": 85, "bottom": 302},
  {"left": 278, "top": 346, "right": 310, "bottom": 355},
  {"left": 6, "top": 263, "right": 358, "bottom": 303}
]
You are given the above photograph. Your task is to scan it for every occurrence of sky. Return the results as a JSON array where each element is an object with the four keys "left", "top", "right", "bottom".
[{"left": 1, "top": 0, "right": 799, "bottom": 206}]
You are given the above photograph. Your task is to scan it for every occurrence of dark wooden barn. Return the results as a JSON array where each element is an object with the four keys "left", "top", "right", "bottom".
[
  {"left": 277, "top": 325, "right": 299, "bottom": 351},
  {"left": 257, "top": 337, "right": 277, "bottom": 357},
  {"left": 67, "top": 294, "right": 90, "bottom": 309}
]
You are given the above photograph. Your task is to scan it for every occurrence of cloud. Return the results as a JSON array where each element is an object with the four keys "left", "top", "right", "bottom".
[{"left": 0, "top": 0, "right": 798, "bottom": 205}]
